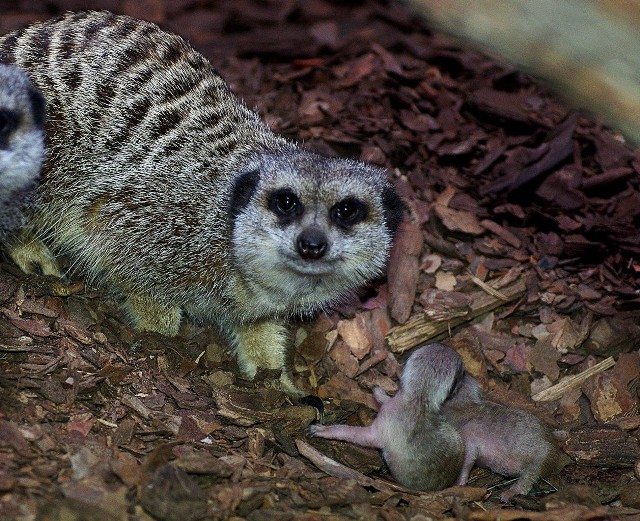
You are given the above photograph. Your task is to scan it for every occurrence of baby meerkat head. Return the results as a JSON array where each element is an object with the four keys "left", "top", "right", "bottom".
[
  {"left": 401, "top": 343, "right": 466, "bottom": 411},
  {"left": 229, "top": 149, "right": 403, "bottom": 315},
  {"left": 0, "top": 64, "right": 46, "bottom": 199}
]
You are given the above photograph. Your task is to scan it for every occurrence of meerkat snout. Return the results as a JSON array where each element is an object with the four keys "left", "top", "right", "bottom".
[{"left": 297, "top": 226, "right": 328, "bottom": 259}]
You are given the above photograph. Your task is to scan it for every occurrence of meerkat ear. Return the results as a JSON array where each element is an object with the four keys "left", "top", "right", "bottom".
[
  {"left": 446, "top": 355, "right": 467, "bottom": 400},
  {"left": 27, "top": 86, "right": 46, "bottom": 129},
  {"left": 382, "top": 186, "right": 404, "bottom": 235},
  {"left": 230, "top": 169, "right": 260, "bottom": 218}
]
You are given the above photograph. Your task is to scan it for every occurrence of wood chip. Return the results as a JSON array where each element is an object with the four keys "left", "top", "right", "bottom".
[
  {"left": 388, "top": 278, "right": 527, "bottom": 353},
  {"left": 532, "top": 356, "right": 615, "bottom": 402}
]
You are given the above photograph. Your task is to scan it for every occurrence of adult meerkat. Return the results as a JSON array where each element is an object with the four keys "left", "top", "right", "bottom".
[
  {"left": 0, "top": 64, "right": 45, "bottom": 239},
  {"left": 0, "top": 12, "right": 402, "bottom": 392}
]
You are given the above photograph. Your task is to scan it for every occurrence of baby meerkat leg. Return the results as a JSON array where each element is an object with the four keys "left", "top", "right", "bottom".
[
  {"left": 373, "top": 386, "right": 391, "bottom": 405},
  {"left": 232, "top": 320, "right": 299, "bottom": 394},
  {"left": 499, "top": 463, "right": 542, "bottom": 503},
  {"left": 455, "top": 447, "right": 477, "bottom": 486},
  {"left": 309, "top": 424, "right": 382, "bottom": 449},
  {"left": 124, "top": 293, "right": 182, "bottom": 337},
  {"left": 7, "top": 229, "right": 62, "bottom": 277}
]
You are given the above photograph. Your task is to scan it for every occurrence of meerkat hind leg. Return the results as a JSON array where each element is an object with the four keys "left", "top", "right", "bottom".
[
  {"left": 309, "top": 424, "right": 382, "bottom": 448},
  {"left": 7, "top": 230, "right": 63, "bottom": 277},
  {"left": 499, "top": 463, "right": 541, "bottom": 502},
  {"left": 124, "top": 293, "right": 182, "bottom": 337},
  {"left": 455, "top": 450, "right": 476, "bottom": 487}
]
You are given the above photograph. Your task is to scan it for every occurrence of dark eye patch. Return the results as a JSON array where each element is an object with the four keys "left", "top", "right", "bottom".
[
  {"left": 268, "top": 189, "right": 303, "bottom": 222},
  {"left": 381, "top": 186, "right": 404, "bottom": 234},
  {"left": 27, "top": 87, "right": 46, "bottom": 129},
  {"left": 0, "top": 109, "right": 19, "bottom": 148},
  {"left": 330, "top": 197, "right": 368, "bottom": 228},
  {"left": 0, "top": 109, "right": 18, "bottom": 136}
]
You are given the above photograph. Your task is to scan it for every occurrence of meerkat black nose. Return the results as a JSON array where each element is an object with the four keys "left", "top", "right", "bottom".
[{"left": 297, "top": 226, "right": 328, "bottom": 260}]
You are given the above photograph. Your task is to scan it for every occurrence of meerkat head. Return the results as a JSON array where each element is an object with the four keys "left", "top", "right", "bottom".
[
  {"left": 228, "top": 148, "right": 403, "bottom": 316},
  {"left": 0, "top": 64, "right": 46, "bottom": 203},
  {"left": 400, "top": 343, "right": 466, "bottom": 411}
]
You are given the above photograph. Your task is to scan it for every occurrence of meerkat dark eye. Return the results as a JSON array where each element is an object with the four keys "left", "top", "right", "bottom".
[
  {"left": 0, "top": 109, "right": 18, "bottom": 138},
  {"left": 269, "top": 190, "right": 302, "bottom": 219},
  {"left": 331, "top": 198, "right": 367, "bottom": 227}
]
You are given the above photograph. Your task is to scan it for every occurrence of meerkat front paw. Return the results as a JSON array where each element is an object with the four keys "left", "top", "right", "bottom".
[
  {"left": 232, "top": 320, "right": 302, "bottom": 395},
  {"left": 278, "top": 372, "right": 304, "bottom": 397},
  {"left": 124, "top": 293, "right": 182, "bottom": 336},
  {"left": 8, "top": 231, "right": 63, "bottom": 277}
]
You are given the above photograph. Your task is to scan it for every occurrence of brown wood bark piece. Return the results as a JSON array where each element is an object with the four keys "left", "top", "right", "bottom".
[
  {"left": 295, "top": 439, "right": 399, "bottom": 494},
  {"left": 532, "top": 356, "right": 615, "bottom": 402},
  {"left": 463, "top": 504, "right": 617, "bottom": 521},
  {"left": 387, "top": 278, "right": 527, "bottom": 354},
  {"left": 481, "top": 114, "right": 577, "bottom": 196},
  {"left": 563, "top": 424, "right": 640, "bottom": 468},
  {"left": 387, "top": 218, "right": 422, "bottom": 324}
]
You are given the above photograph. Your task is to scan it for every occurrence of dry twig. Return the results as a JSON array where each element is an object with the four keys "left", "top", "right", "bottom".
[
  {"left": 387, "top": 278, "right": 527, "bottom": 354},
  {"left": 532, "top": 356, "right": 615, "bottom": 402}
]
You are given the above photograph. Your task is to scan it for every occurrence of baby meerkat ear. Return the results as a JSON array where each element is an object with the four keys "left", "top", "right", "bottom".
[
  {"left": 382, "top": 186, "right": 404, "bottom": 235},
  {"left": 230, "top": 169, "right": 260, "bottom": 218},
  {"left": 446, "top": 354, "right": 467, "bottom": 400}
]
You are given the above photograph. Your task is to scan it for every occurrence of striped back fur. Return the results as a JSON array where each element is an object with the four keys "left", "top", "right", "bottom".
[
  {"left": 0, "top": 12, "right": 295, "bottom": 297},
  {"left": 0, "top": 11, "right": 401, "bottom": 329},
  {"left": 0, "top": 11, "right": 288, "bottom": 179}
]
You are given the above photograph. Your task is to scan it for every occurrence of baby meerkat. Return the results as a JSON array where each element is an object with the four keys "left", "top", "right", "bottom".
[
  {"left": 430, "top": 343, "right": 570, "bottom": 502},
  {"left": 0, "top": 12, "right": 402, "bottom": 393},
  {"left": 310, "top": 345, "right": 464, "bottom": 491},
  {"left": 312, "top": 343, "right": 570, "bottom": 497},
  {"left": 0, "top": 64, "right": 45, "bottom": 239}
]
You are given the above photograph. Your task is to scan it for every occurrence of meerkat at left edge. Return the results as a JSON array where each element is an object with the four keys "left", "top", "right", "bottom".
[
  {"left": 0, "top": 12, "right": 403, "bottom": 393},
  {"left": 0, "top": 64, "right": 45, "bottom": 240}
]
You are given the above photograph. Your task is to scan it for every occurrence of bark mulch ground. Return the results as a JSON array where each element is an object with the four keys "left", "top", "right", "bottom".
[{"left": 0, "top": 1, "right": 639, "bottom": 520}]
